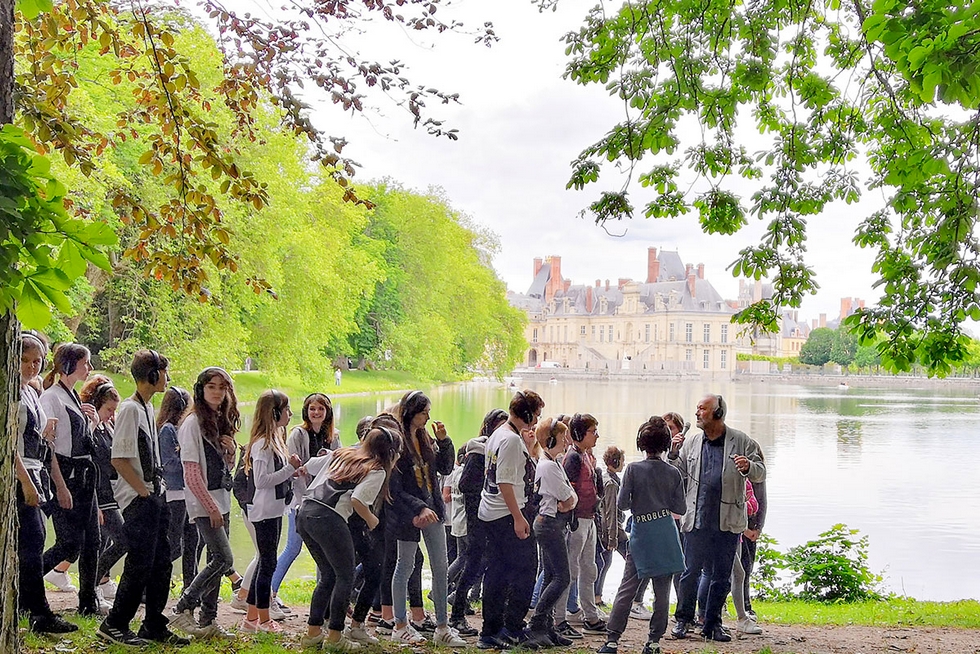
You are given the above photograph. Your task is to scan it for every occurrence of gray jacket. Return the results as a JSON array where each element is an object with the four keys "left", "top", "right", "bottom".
[{"left": 668, "top": 425, "right": 765, "bottom": 534}]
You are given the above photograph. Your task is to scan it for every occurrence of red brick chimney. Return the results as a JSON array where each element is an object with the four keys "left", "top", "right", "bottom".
[
  {"left": 595, "top": 279, "right": 601, "bottom": 288},
  {"left": 858, "top": 299, "right": 865, "bottom": 309},
  {"left": 819, "top": 313, "right": 827, "bottom": 328},
  {"left": 563, "top": 280, "right": 571, "bottom": 293},
  {"left": 687, "top": 272, "right": 696, "bottom": 298},
  {"left": 585, "top": 286, "right": 594, "bottom": 313},
  {"left": 647, "top": 247, "right": 660, "bottom": 283},
  {"left": 697, "top": 263, "right": 705, "bottom": 279},
  {"left": 545, "top": 256, "right": 563, "bottom": 303},
  {"left": 605, "top": 279, "right": 610, "bottom": 291},
  {"left": 533, "top": 257, "right": 543, "bottom": 278},
  {"left": 685, "top": 263, "right": 693, "bottom": 277},
  {"left": 840, "top": 297, "right": 852, "bottom": 321}
]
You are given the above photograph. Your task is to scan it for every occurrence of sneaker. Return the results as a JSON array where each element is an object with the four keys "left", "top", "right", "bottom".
[
  {"left": 566, "top": 608, "right": 585, "bottom": 624},
  {"left": 557, "top": 621, "right": 583, "bottom": 640},
  {"left": 324, "top": 635, "right": 363, "bottom": 651},
  {"left": 95, "top": 587, "right": 113, "bottom": 614},
  {"left": 449, "top": 617, "right": 478, "bottom": 637},
  {"left": 549, "top": 629, "right": 573, "bottom": 646},
  {"left": 630, "top": 603, "right": 653, "bottom": 620},
  {"left": 393, "top": 624, "right": 427, "bottom": 645},
  {"left": 170, "top": 609, "right": 205, "bottom": 637},
  {"left": 44, "top": 570, "right": 77, "bottom": 593},
  {"left": 595, "top": 608, "right": 609, "bottom": 621},
  {"left": 300, "top": 632, "right": 325, "bottom": 648},
  {"left": 268, "top": 602, "right": 287, "bottom": 621},
  {"left": 97, "top": 620, "right": 148, "bottom": 647},
  {"left": 477, "top": 635, "right": 506, "bottom": 649},
  {"left": 411, "top": 615, "right": 438, "bottom": 633},
  {"left": 30, "top": 614, "right": 78, "bottom": 634},
  {"left": 231, "top": 577, "right": 243, "bottom": 594},
  {"left": 641, "top": 640, "right": 663, "bottom": 654},
  {"left": 375, "top": 618, "right": 395, "bottom": 635},
  {"left": 136, "top": 625, "right": 191, "bottom": 646},
  {"left": 746, "top": 608, "right": 758, "bottom": 620},
  {"left": 366, "top": 612, "right": 382, "bottom": 624},
  {"left": 670, "top": 620, "right": 691, "bottom": 639},
  {"left": 98, "top": 579, "right": 118, "bottom": 601},
  {"left": 257, "top": 619, "right": 284, "bottom": 634},
  {"left": 582, "top": 618, "right": 608, "bottom": 634},
  {"left": 597, "top": 640, "right": 619, "bottom": 654},
  {"left": 737, "top": 617, "right": 763, "bottom": 635},
  {"left": 434, "top": 625, "right": 468, "bottom": 647},
  {"left": 241, "top": 618, "right": 259, "bottom": 633},
  {"left": 345, "top": 625, "right": 380, "bottom": 645},
  {"left": 230, "top": 595, "right": 248, "bottom": 613},
  {"left": 196, "top": 622, "right": 235, "bottom": 640},
  {"left": 702, "top": 624, "right": 732, "bottom": 642},
  {"left": 273, "top": 596, "right": 294, "bottom": 615}
]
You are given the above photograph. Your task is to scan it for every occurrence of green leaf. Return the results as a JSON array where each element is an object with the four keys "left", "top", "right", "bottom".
[
  {"left": 15, "top": 0, "right": 54, "bottom": 20},
  {"left": 56, "top": 240, "right": 88, "bottom": 279},
  {"left": 16, "top": 282, "right": 52, "bottom": 329},
  {"left": 29, "top": 278, "right": 73, "bottom": 314}
]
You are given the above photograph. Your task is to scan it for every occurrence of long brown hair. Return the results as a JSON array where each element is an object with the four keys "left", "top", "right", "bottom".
[
  {"left": 301, "top": 393, "right": 335, "bottom": 448},
  {"left": 328, "top": 426, "right": 402, "bottom": 503},
  {"left": 190, "top": 367, "right": 240, "bottom": 447},
  {"left": 157, "top": 386, "right": 191, "bottom": 431},
  {"left": 397, "top": 390, "right": 434, "bottom": 465},
  {"left": 244, "top": 390, "right": 289, "bottom": 474}
]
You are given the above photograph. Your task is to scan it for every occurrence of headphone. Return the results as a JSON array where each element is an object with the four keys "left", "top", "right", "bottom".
[
  {"left": 270, "top": 389, "right": 286, "bottom": 422},
  {"left": 194, "top": 367, "right": 230, "bottom": 399},
  {"left": 94, "top": 381, "right": 116, "bottom": 409},
  {"left": 22, "top": 332, "right": 47, "bottom": 360},
  {"left": 514, "top": 390, "right": 535, "bottom": 425},
  {"left": 546, "top": 418, "right": 561, "bottom": 449},
  {"left": 713, "top": 395, "right": 726, "bottom": 421},
  {"left": 171, "top": 386, "right": 189, "bottom": 414},
  {"left": 148, "top": 350, "right": 163, "bottom": 385},
  {"left": 570, "top": 413, "right": 589, "bottom": 443}
]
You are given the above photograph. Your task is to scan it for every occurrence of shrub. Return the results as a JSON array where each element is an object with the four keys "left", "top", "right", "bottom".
[{"left": 783, "top": 524, "right": 884, "bottom": 602}]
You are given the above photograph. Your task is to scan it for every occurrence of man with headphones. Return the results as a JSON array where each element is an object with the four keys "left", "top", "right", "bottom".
[
  {"left": 98, "top": 350, "right": 188, "bottom": 647},
  {"left": 667, "top": 394, "right": 765, "bottom": 643},
  {"left": 667, "top": 395, "right": 766, "bottom": 642}
]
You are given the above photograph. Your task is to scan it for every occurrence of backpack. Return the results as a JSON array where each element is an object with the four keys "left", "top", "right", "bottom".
[{"left": 232, "top": 447, "right": 253, "bottom": 510}]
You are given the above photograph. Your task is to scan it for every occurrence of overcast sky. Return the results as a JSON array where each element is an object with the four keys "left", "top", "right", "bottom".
[{"left": 245, "top": 0, "right": 883, "bottom": 324}]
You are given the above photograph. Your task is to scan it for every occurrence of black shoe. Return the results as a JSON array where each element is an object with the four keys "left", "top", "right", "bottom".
[
  {"left": 582, "top": 618, "right": 607, "bottom": 634},
  {"left": 449, "top": 617, "right": 479, "bottom": 637},
  {"left": 30, "top": 614, "right": 78, "bottom": 634},
  {"left": 137, "top": 625, "right": 191, "bottom": 646},
  {"left": 670, "top": 620, "right": 691, "bottom": 639},
  {"left": 693, "top": 615, "right": 704, "bottom": 631},
  {"left": 556, "top": 621, "right": 584, "bottom": 640},
  {"left": 641, "top": 641, "right": 662, "bottom": 654},
  {"left": 498, "top": 627, "right": 524, "bottom": 646},
  {"left": 477, "top": 635, "right": 506, "bottom": 649},
  {"left": 597, "top": 640, "right": 619, "bottom": 654},
  {"left": 411, "top": 616, "right": 437, "bottom": 633},
  {"left": 702, "top": 624, "right": 732, "bottom": 642},
  {"left": 97, "top": 621, "right": 148, "bottom": 647},
  {"left": 549, "top": 629, "right": 573, "bottom": 646}
]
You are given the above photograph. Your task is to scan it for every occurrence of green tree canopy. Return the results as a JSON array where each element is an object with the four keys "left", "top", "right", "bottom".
[{"left": 800, "top": 327, "right": 835, "bottom": 366}]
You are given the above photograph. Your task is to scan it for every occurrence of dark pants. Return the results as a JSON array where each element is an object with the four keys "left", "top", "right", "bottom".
[
  {"left": 350, "top": 520, "right": 383, "bottom": 623},
  {"left": 43, "top": 458, "right": 100, "bottom": 611},
  {"left": 380, "top": 530, "right": 422, "bottom": 607},
  {"left": 741, "top": 537, "right": 757, "bottom": 612},
  {"left": 247, "top": 517, "right": 281, "bottom": 611},
  {"left": 97, "top": 507, "right": 126, "bottom": 582},
  {"left": 298, "top": 503, "right": 353, "bottom": 631},
  {"left": 447, "top": 531, "right": 469, "bottom": 588},
  {"left": 480, "top": 514, "right": 537, "bottom": 638},
  {"left": 17, "top": 493, "right": 53, "bottom": 619},
  {"left": 106, "top": 494, "right": 173, "bottom": 632},
  {"left": 606, "top": 551, "right": 671, "bottom": 642},
  {"left": 675, "top": 528, "right": 740, "bottom": 631},
  {"left": 530, "top": 515, "right": 569, "bottom": 631},
  {"left": 166, "top": 499, "right": 201, "bottom": 589},
  {"left": 452, "top": 528, "right": 487, "bottom": 620}
]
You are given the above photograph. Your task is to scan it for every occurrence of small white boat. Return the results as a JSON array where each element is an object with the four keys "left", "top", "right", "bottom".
[
  {"left": 839, "top": 382, "right": 849, "bottom": 390},
  {"left": 549, "top": 376, "right": 558, "bottom": 384}
]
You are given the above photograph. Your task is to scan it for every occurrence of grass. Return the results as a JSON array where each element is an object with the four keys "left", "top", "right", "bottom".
[{"left": 753, "top": 597, "right": 980, "bottom": 629}]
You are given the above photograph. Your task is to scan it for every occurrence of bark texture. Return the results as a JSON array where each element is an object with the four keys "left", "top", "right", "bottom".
[{"left": 0, "top": 311, "right": 20, "bottom": 652}]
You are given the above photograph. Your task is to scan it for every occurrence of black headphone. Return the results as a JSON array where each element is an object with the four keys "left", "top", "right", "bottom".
[
  {"left": 546, "top": 418, "right": 561, "bottom": 449},
  {"left": 171, "top": 386, "right": 189, "bottom": 415},
  {"left": 22, "top": 332, "right": 47, "bottom": 360},
  {"left": 570, "top": 413, "right": 586, "bottom": 442},
  {"left": 194, "top": 367, "right": 230, "bottom": 400},
  {"left": 94, "top": 381, "right": 116, "bottom": 409},
  {"left": 713, "top": 395, "right": 726, "bottom": 421},
  {"left": 148, "top": 350, "right": 163, "bottom": 385},
  {"left": 514, "top": 390, "right": 535, "bottom": 425},
  {"left": 270, "top": 389, "right": 286, "bottom": 422}
]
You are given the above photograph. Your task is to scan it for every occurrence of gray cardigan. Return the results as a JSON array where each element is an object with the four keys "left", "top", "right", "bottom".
[{"left": 668, "top": 426, "right": 765, "bottom": 534}]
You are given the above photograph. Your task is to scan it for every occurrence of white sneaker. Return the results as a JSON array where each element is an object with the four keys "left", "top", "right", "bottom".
[
  {"left": 198, "top": 622, "right": 235, "bottom": 640},
  {"left": 94, "top": 589, "right": 112, "bottom": 616},
  {"left": 44, "top": 570, "right": 77, "bottom": 593},
  {"left": 230, "top": 595, "right": 248, "bottom": 613},
  {"left": 567, "top": 608, "right": 585, "bottom": 624},
  {"left": 299, "top": 632, "right": 325, "bottom": 648},
  {"left": 273, "top": 596, "right": 294, "bottom": 615},
  {"left": 268, "top": 603, "right": 287, "bottom": 621},
  {"left": 98, "top": 579, "right": 118, "bottom": 600},
  {"left": 595, "top": 607, "right": 609, "bottom": 621},
  {"left": 345, "top": 625, "right": 380, "bottom": 645},
  {"left": 737, "top": 617, "right": 763, "bottom": 635},
  {"left": 392, "top": 624, "right": 427, "bottom": 646},
  {"left": 433, "top": 626, "right": 467, "bottom": 647},
  {"left": 630, "top": 603, "right": 653, "bottom": 620},
  {"left": 325, "top": 635, "right": 362, "bottom": 651},
  {"left": 170, "top": 609, "right": 205, "bottom": 637}
]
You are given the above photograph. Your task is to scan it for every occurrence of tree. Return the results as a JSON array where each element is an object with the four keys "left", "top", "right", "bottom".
[
  {"left": 540, "top": 0, "right": 980, "bottom": 377},
  {"left": 800, "top": 327, "right": 835, "bottom": 366},
  {"left": 830, "top": 328, "right": 858, "bottom": 367}
]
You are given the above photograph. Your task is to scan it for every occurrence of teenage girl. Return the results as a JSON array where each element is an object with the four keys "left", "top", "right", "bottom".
[
  {"left": 297, "top": 424, "right": 403, "bottom": 650},
  {"left": 242, "top": 390, "right": 302, "bottom": 633},
  {"left": 80, "top": 375, "right": 124, "bottom": 603},
  {"left": 16, "top": 333, "right": 77, "bottom": 634},
  {"left": 39, "top": 343, "right": 103, "bottom": 616}
]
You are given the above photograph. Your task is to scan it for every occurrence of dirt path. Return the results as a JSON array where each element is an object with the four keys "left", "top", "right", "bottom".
[{"left": 46, "top": 591, "right": 980, "bottom": 653}]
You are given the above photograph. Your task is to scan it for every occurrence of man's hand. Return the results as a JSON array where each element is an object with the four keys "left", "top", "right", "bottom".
[
  {"left": 43, "top": 417, "right": 58, "bottom": 442},
  {"left": 514, "top": 515, "right": 530, "bottom": 540},
  {"left": 732, "top": 454, "right": 750, "bottom": 474},
  {"left": 57, "top": 484, "right": 73, "bottom": 510},
  {"left": 670, "top": 434, "right": 685, "bottom": 453},
  {"left": 743, "top": 528, "right": 760, "bottom": 542}
]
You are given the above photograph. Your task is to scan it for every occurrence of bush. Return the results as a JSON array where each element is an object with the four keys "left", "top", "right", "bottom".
[{"left": 752, "top": 533, "right": 794, "bottom": 601}]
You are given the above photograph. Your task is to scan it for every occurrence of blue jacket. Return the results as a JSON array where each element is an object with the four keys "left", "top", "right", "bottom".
[{"left": 159, "top": 423, "right": 184, "bottom": 492}]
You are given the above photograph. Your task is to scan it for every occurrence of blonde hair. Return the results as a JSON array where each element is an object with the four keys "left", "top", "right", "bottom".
[
  {"left": 535, "top": 417, "right": 569, "bottom": 452},
  {"left": 244, "top": 390, "right": 290, "bottom": 474}
]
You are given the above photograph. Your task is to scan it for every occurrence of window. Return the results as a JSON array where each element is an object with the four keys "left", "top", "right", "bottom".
[
  {"left": 685, "top": 348, "right": 692, "bottom": 361},
  {"left": 600, "top": 326, "right": 605, "bottom": 341},
  {"left": 645, "top": 324, "right": 651, "bottom": 342},
  {"left": 532, "top": 328, "right": 538, "bottom": 343},
  {"left": 591, "top": 325, "right": 596, "bottom": 340},
  {"left": 580, "top": 325, "right": 586, "bottom": 336},
  {"left": 669, "top": 323, "right": 675, "bottom": 341},
  {"left": 549, "top": 326, "right": 554, "bottom": 342},
  {"left": 721, "top": 350, "right": 727, "bottom": 369},
  {"left": 721, "top": 324, "right": 728, "bottom": 343},
  {"left": 685, "top": 323, "right": 693, "bottom": 342},
  {"left": 703, "top": 349, "right": 710, "bottom": 369},
  {"left": 703, "top": 323, "right": 711, "bottom": 343},
  {"left": 610, "top": 325, "right": 614, "bottom": 342},
  {"left": 563, "top": 325, "right": 568, "bottom": 342}
]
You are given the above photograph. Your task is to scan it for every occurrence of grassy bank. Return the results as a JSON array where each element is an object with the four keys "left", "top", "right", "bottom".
[{"left": 753, "top": 598, "right": 980, "bottom": 629}]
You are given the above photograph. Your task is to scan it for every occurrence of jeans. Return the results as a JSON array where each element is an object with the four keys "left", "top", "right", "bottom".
[
  {"left": 381, "top": 530, "right": 423, "bottom": 607},
  {"left": 451, "top": 525, "right": 487, "bottom": 621},
  {"left": 675, "top": 528, "right": 740, "bottom": 632},
  {"left": 177, "top": 514, "right": 233, "bottom": 626},
  {"left": 297, "top": 502, "right": 354, "bottom": 631},
  {"left": 596, "top": 536, "right": 628, "bottom": 598},
  {"left": 530, "top": 515, "right": 570, "bottom": 631},
  {"left": 556, "top": 517, "right": 600, "bottom": 622},
  {"left": 107, "top": 494, "right": 172, "bottom": 632},
  {"left": 272, "top": 506, "right": 304, "bottom": 593},
  {"left": 479, "top": 514, "right": 537, "bottom": 638},
  {"left": 97, "top": 507, "right": 127, "bottom": 582},
  {"left": 247, "top": 516, "right": 282, "bottom": 611},
  {"left": 43, "top": 457, "right": 100, "bottom": 611},
  {"left": 606, "top": 551, "right": 671, "bottom": 643},
  {"left": 393, "top": 522, "right": 448, "bottom": 625},
  {"left": 17, "top": 491, "right": 53, "bottom": 619},
  {"left": 166, "top": 499, "right": 201, "bottom": 589}
]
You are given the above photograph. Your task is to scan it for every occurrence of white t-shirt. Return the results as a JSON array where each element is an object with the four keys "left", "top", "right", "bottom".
[
  {"left": 307, "top": 466, "right": 385, "bottom": 521},
  {"left": 17, "top": 385, "right": 47, "bottom": 469},
  {"left": 479, "top": 424, "right": 530, "bottom": 522},
  {"left": 247, "top": 442, "right": 297, "bottom": 522},
  {"left": 535, "top": 456, "right": 574, "bottom": 518},
  {"left": 111, "top": 396, "right": 159, "bottom": 512},
  {"left": 38, "top": 382, "right": 89, "bottom": 458},
  {"left": 178, "top": 413, "right": 232, "bottom": 520}
]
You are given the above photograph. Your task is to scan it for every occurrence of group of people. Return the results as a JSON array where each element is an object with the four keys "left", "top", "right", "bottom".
[{"left": 16, "top": 331, "right": 768, "bottom": 653}]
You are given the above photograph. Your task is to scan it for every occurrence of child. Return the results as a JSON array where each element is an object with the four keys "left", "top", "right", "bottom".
[
  {"left": 597, "top": 416, "right": 686, "bottom": 654},
  {"left": 596, "top": 446, "right": 627, "bottom": 606}
]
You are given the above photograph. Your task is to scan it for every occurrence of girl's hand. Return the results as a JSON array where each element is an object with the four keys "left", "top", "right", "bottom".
[
  {"left": 57, "top": 484, "right": 73, "bottom": 510},
  {"left": 413, "top": 508, "right": 438, "bottom": 528},
  {"left": 366, "top": 513, "right": 380, "bottom": 531},
  {"left": 431, "top": 421, "right": 448, "bottom": 440},
  {"left": 43, "top": 417, "right": 58, "bottom": 442},
  {"left": 80, "top": 403, "right": 98, "bottom": 423},
  {"left": 21, "top": 480, "right": 40, "bottom": 508},
  {"left": 288, "top": 454, "right": 303, "bottom": 469}
]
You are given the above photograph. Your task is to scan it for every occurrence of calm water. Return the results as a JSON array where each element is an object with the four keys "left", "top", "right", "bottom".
[{"left": 75, "top": 379, "right": 980, "bottom": 602}]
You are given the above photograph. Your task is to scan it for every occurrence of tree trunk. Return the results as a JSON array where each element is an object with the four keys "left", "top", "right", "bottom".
[{"left": 0, "top": 312, "right": 20, "bottom": 653}]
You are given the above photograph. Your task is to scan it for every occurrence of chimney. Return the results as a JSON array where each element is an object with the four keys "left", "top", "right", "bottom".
[
  {"left": 685, "top": 263, "right": 693, "bottom": 278},
  {"left": 605, "top": 279, "right": 610, "bottom": 291},
  {"left": 858, "top": 299, "right": 865, "bottom": 309},
  {"left": 819, "top": 313, "right": 827, "bottom": 328},
  {"left": 595, "top": 279, "right": 601, "bottom": 288},
  {"left": 618, "top": 278, "right": 630, "bottom": 290},
  {"left": 646, "top": 247, "right": 659, "bottom": 283},
  {"left": 697, "top": 263, "right": 705, "bottom": 279},
  {"left": 812, "top": 319, "right": 818, "bottom": 330},
  {"left": 563, "top": 280, "right": 571, "bottom": 293},
  {"left": 687, "top": 273, "right": 696, "bottom": 298},
  {"left": 545, "top": 256, "right": 563, "bottom": 303},
  {"left": 533, "top": 257, "right": 543, "bottom": 278},
  {"left": 840, "top": 297, "right": 852, "bottom": 321},
  {"left": 585, "top": 286, "right": 594, "bottom": 313}
]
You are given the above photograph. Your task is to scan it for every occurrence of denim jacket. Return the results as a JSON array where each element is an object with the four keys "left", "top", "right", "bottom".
[{"left": 159, "top": 422, "right": 184, "bottom": 492}]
